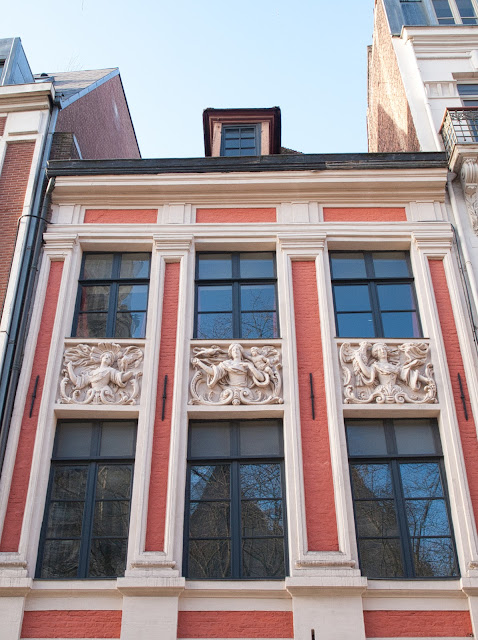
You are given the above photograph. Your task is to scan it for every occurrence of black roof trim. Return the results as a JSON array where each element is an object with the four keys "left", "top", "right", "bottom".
[{"left": 47, "top": 152, "right": 448, "bottom": 177}]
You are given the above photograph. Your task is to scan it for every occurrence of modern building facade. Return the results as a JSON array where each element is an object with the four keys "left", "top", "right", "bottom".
[{"left": 0, "top": 37, "right": 140, "bottom": 478}]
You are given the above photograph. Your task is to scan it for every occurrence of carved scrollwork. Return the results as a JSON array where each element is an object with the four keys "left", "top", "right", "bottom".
[
  {"left": 339, "top": 341, "right": 437, "bottom": 405},
  {"left": 59, "top": 342, "right": 143, "bottom": 405},
  {"left": 461, "top": 157, "right": 478, "bottom": 234},
  {"left": 189, "top": 343, "right": 283, "bottom": 405}
]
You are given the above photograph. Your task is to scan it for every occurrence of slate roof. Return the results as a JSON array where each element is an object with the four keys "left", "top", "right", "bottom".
[{"left": 33, "top": 68, "right": 117, "bottom": 103}]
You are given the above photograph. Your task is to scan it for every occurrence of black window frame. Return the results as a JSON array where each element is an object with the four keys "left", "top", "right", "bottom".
[
  {"left": 346, "top": 418, "right": 459, "bottom": 580},
  {"left": 220, "top": 124, "right": 261, "bottom": 157},
  {"left": 330, "top": 250, "right": 422, "bottom": 338},
  {"left": 183, "top": 419, "right": 288, "bottom": 580},
  {"left": 72, "top": 251, "right": 151, "bottom": 339},
  {"left": 36, "top": 419, "right": 137, "bottom": 580},
  {"left": 194, "top": 251, "right": 280, "bottom": 340}
]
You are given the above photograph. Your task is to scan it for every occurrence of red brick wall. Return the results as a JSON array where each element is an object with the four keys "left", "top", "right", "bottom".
[
  {"left": 177, "top": 611, "right": 294, "bottom": 638},
  {"left": 145, "top": 261, "right": 180, "bottom": 550},
  {"left": 84, "top": 209, "right": 157, "bottom": 223},
  {"left": 363, "top": 610, "right": 472, "bottom": 637},
  {"left": 367, "top": 0, "right": 420, "bottom": 152},
  {"left": 0, "top": 141, "right": 35, "bottom": 313},
  {"left": 429, "top": 259, "right": 478, "bottom": 526},
  {"left": 196, "top": 208, "right": 276, "bottom": 223},
  {"left": 21, "top": 610, "right": 122, "bottom": 638},
  {"left": 55, "top": 74, "right": 140, "bottom": 159},
  {"left": 292, "top": 261, "right": 338, "bottom": 551},
  {"left": 323, "top": 207, "right": 406, "bottom": 222},
  {"left": 0, "top": 116, "right": 6, "bottom": 136},
  {"left": 0, "top": 261, "right": 63, "bottom": 551}
]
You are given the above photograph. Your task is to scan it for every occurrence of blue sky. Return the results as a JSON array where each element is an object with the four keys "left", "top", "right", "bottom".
[{"left": 3, "top": 1, "right": 375, "bottom": 158}]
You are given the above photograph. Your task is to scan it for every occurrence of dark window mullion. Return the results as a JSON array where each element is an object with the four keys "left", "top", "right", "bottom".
[
  {"left": 107, "top": 283, "right": 118, "bottom": 337},
  {"left": 77, "top": 462, "right": 98, "bottom": 578},
  {"left": 233, "top": 282, "right": 241, "bottom": 338},
  {"left": 369, "top": 283, "right": 384, "bottom": 337},
  {"left": 391, "top": 459, "right": 414, "bottom": 578},
  {"left": 230, "top": 460, "right": 241, "bottom": 577}
]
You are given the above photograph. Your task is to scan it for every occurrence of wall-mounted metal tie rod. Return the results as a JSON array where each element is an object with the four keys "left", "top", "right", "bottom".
[
  {"left": 458, "top": 373, "right": 469, "bottom": 421},
  {"left": 29, "top": 375, "right": 40, "bottom": 418},
  {"left": 161, "top": 374, "right": 168, "bottom": 421},
  {"left": 309, "top": 373, "right": 315, "bottom": 420}
]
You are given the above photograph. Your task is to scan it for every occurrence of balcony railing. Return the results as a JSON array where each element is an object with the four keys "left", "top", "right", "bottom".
[{"left": 440, "top": 107, "right": 478, "bottom": 160}]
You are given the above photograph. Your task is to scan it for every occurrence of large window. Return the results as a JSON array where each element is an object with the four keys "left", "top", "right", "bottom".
[
  {"left": 72, "top": 252, "right": 150, "bottom": 339},
  {"left": 431, "top": 0, "right": 478, "bottom": 23},
  {"left": 221, "top": 125, "right": 261, "bottom": 156},
  {"left": 184, "top": 420, "right": 287, "bottom": 579},
  {"left": 346, "top": 419, "right": 459, "bottom": 579},
  {"left": 330, "top": 251, "right": 421, "bottom": 338},
  {"left": 36, "top": 420, "right": 136, "bottom": 579},
  {"left": 194, "top": 252, "right": 278, "bottom": 339}
]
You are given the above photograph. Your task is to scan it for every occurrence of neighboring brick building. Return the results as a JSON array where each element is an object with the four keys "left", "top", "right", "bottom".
[{"left": 0, "top": 37, "right": 140, "bottom": 476}]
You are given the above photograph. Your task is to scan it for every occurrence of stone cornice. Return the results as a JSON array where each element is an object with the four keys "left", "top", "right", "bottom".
[{"left": 0, "top": 82, "right": 54, "bottom": 113}]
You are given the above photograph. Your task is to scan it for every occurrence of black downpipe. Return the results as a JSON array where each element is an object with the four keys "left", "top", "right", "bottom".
[{"left": 0, "top": 102, "right": 58, "bottom": 475}]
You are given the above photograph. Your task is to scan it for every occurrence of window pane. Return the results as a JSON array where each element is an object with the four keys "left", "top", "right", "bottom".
[
  {"left": 40, "top": 540, "right": 80, "bottom": 578},
  {"left": 83, "top": 254, "right": 114, "bottom": 280},
  {"left": 372, "top": 252, "right": 409, "bottom": 277},
  {"left": 190, "top": 424, "right": 231, "bottom": 458},
  {"left": 188, "top": 540, "right": 231, "bottom": 578},
  {"left": 456, "top": 0, "right": 477, "bottom": 21},
  {"left": 337, "top": 313, "right": 375, "bottom": 337},
  {"left": 76, "top": 313, "right": 108, "bottom": 338},
  {"left": 115, "top": 311, "right": 146, "bottom": 338},
  {"left": 351, "top": 464, "right": 393, "bottom": 499},
  {"left": 394, "top": 421, "right": 438, "bottom": 455},
  {"left": 93, "top": 501, "right": 130, "bottom": 537},
  {"left": 196, "top": 313, "right": 233, "bottom": 339},
  {"left": 330, "top": 253, "right": 366, "bottom": 279},
  {"left": 241, "top": 311, "right": 275, "bottom": 339},
  {"left": 79, "top": 286, "right": 110, "bottom": 311},
  {"left": 377, "top": 284, "right": 415, "bottom": 311},
  {"left": 242, "top": 538, "right": 285, "bottom": 578},
  {"left": 241, "top": 285, "right": 276, "bottom": 311},
  {"left": 400, "top": 463, "right": 443, "bottom": 498},
  {"left": 334, "top": 285, "right": 371, "bottom": 312},
  {"left": 100, "top": 422, "right": 136, "bottom": 457},
  {"left": 240, "top": 253, "right": 275, "bottom": 278},
  {"left": 198, "top": 254, "right": 232, "bottom": 279},
  {"left": 358, "top": 539, "right": 405, "bottom": 578},
  {"left": 458, "top": 84, "right": 478, "bottom": 96},
  {"left": 412, "top": 537, "right": 458, "bottom": 577},
  {"left": 242, "top": 500, "right": 283, "bottom": 536},
  {"left": 189, "top": 501, "right": 230, "bottom": 537},
  {"left": 346, "top": 422, "right": 387, "bottom": 456},
  {"left": 96, "top": 465, "right": 132, "bottom": 500},
  {"left": 405, "top": 499, "right": 451, "bottom": 537},
  {"left": 241, "top": 464, "right": 282, "bottom": 499},
  {"left": 55, "top": 423, "right": 93, "bottom": 458},
  {"left": 119, "top": 253, "right": 150, "bottom": 278},
  {"left": 51, "top": 467, "right": 88, "bottom": 499},
  {"left": 239, "top": 422, "right": 282, "bottom": 456},
  {"left": 432, "top": 0, "right": 455, "bottom": 20},
  {"left": 355, "top": 500, "right": 399, "bottom": 537},
  {"left": 198, "top": 285, "right": 232, "bottom": 312},
  {"left": 89, "top": 539, "right": 127, "bottom": 577},
  {"left": 381, "top": 311, "right": 420, "bottom": 337},
  {"left": 190, "top": 465, "right": 230, "bottom": 500},
  {"left": 117, "top": 285, "right": 148, "bottom": 311},
  {"left": 46, "top": 501, "right": 85, "bottom": 538}
]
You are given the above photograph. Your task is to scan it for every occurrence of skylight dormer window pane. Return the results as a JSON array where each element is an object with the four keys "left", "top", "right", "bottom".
[
  {"left": 221, "top": 125, "right": 260, "bottom": 157},
  {"left": 456, "top": 0, "right": 478, "bottom": 22},
  {"left": 432, "top": 0, "right": 456, "bottom": 23}
]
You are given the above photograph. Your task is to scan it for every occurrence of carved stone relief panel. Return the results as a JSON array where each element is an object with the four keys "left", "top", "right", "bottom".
[
  {"left": 59, "top": 342, "right": 144, "bottom": 405},
  {"left": 339, "top": 341, "right": 437, "bottom": 405},
  {"left": 189, "top": 343, "right": 283, "bottom": 405},
  {"left": 461, "top": 157, "right": 478, "bottom": 235}
]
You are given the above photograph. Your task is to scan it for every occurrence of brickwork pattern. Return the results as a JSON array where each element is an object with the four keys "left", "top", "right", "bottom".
[
  {"left": 323, "top": 207, "right": 407, "bottom": 222},
  {"left": 196, "top": 208, "right": 277, "bottom": 223},
  {"left": 145, "top": 261, "right": 180, "bottom": 550},
  {"left": 291, "top": 261, "right": 339, "bottom": 551},
  {"left": 21, "top": 610, "right": 122, "bottom": 638},
  {"left": 363, "top": 609, "right": 473, "bottom": 637},
  {"left": 429, "top": 259, "right": 478, "bottom": 528},
  {"left": 0, "top": 261, "right": 63, "bottom": 551},
  {"left": 0, "top": 116, "right": 6, "bottom": 136},
  {"left": 0, "top": 141, "right": 35, "bottom": 312},
  {"left": 367, "top": 0, "right": 420, "bottom": 152},
  {"left": 49, "top": 132, "right": 81, "bottom": 161},
  {"left": 84, "top": 209, "right": 157, "bottom": 224},
  {"left": 177, "top": 611, "right": 294, "bottom": 638}
]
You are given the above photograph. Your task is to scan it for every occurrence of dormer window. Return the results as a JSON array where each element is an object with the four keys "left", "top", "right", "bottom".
[
  {"left": 431, "top": 0, "right": 478, "bottom": 24},
  {"left": 220, "top": 125, "right": 261, "bottom": 157}
]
